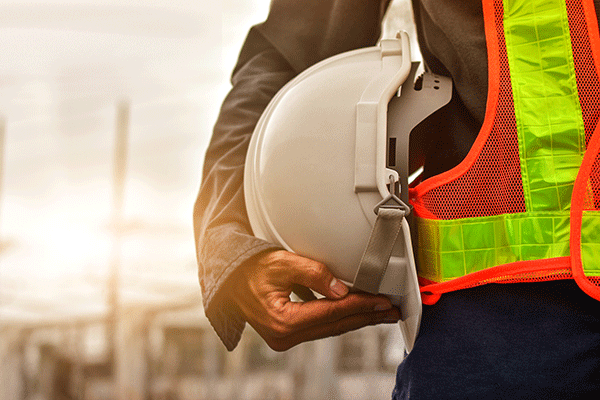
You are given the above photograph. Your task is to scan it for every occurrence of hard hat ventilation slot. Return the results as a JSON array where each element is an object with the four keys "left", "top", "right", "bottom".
[
  {"left": 413, "top": 75, "right": 423, "bottom": 91},
  {"left": 388, "top": 138, "right": 397, "bottom": 167}
]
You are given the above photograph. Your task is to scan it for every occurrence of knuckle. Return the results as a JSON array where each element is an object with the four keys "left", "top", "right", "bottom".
[
  {"left": 305, "top": 262, "right": 327, "bottom": 280},
  {"left": 269, "top": 250, "right": 289, "bottom": 263}
]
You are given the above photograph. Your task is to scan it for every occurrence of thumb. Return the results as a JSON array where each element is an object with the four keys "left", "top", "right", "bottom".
[{"left": 327, "top": 276, "right": 350, "bottom": 299}]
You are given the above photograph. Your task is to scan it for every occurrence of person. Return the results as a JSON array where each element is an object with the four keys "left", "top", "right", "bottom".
[{"left": 194, "top": 0, "right": 600, "bottom": 398}]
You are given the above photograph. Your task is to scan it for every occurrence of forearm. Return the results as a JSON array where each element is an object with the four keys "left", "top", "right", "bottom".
[
  {"left": 194, "top": 27, "right": 295, "bottom": 349},
  {"left": 196, "top": 30, "right": 294, "bottom": 296}
]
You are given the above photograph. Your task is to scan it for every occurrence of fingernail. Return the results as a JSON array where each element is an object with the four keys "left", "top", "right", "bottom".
[
  {"left": 330, "top": 278, "right": 348, "bottom": 298},
  {"left": 374, "top": 303, "right": 392, "bottom": 312}
]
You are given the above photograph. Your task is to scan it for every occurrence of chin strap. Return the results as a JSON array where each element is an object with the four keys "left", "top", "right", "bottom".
[{"left": 353, "top": 179, "right": 411, "bottom": 294}]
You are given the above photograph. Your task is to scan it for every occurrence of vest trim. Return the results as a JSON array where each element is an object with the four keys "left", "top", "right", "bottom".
[
  {"left": 570, "top": 0, "right": 600, "bottom": 301},
  {"left": 420, "top": 257, "right": 571, "bottom": 305}
]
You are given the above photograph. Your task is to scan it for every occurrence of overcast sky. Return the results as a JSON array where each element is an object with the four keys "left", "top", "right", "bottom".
[{"left": 0, "top": 0, "right": 271, "bottom": 323}]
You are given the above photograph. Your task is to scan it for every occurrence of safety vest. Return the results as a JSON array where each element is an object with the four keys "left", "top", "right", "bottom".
[{"left": 410, "top": 0, "right": 600, "bottom": 305}]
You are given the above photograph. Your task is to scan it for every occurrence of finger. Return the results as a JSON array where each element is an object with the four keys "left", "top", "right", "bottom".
[
  {"left": 258, "top": 250, "right": 349, "bottom": 300},
  {"left": 283, "top": 254, "right": 349, "bottom": 299},
  {"left": 284, "top": 292, "right": 395, "bottom": 331},
  {"left": 266, "top": 307, "right": 402, "bottom": 352}
]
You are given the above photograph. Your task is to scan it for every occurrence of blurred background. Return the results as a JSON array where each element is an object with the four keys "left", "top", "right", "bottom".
[{"left": 0, "top": 1, "right": 418, "bottom": 399}]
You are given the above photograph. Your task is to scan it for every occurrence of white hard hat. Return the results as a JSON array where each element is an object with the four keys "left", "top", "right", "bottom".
[{"left": 244, "top": 32, "right": 451, "bottom": 351}]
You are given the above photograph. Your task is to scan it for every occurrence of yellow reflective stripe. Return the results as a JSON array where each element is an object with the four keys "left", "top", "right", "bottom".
[
  {"left": 417, "top": 212, "right": 571, "bottom": 282},
  {"left": 503, "top": 0, "right": 586, "bottom": 212},
  {"left": 581, "top": 210, "right": 600, "bottom": 276}
]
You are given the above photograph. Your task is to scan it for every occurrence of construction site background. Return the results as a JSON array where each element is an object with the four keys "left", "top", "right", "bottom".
[{"left": 0, "top": 1, "right": 416, "bottom": 399}]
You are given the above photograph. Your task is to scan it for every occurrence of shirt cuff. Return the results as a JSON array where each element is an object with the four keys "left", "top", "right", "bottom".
[{"left": 200, "top": 232, "right": 282, "bottom": 350}]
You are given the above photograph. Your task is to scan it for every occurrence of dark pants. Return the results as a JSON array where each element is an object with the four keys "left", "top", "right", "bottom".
[{"left": 393, "top": 281, "right": 600, "bottom": 399}]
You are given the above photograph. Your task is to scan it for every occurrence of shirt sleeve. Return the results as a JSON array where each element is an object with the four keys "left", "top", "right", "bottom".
[{"left": 194, "top": 0, "right": 392, "bottom": 351}]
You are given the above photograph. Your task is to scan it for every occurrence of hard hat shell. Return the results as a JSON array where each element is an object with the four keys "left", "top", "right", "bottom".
[
  {"left": 245, "top": 35, "right": 409, "bottom": 284},
  {"left": 244, "top": 32, "right": 450, "bottom": 351}
]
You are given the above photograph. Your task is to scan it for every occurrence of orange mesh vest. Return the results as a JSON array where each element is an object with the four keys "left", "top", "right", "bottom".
[{"left": 409, "top": 0, "right": 600, "bottom": 305}]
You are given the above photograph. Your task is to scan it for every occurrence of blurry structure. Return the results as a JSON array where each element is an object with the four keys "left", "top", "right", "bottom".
[
  {"left": 0, "top": 90, "right": 406, "bottom": 397},
  {"left": 1, "top": 300, "right": 403, "bottom": 400}
]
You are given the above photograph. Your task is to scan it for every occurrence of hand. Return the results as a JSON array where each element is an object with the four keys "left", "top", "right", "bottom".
[{"left": 228, "top": 250, "right": 401, "bottom": 351}]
